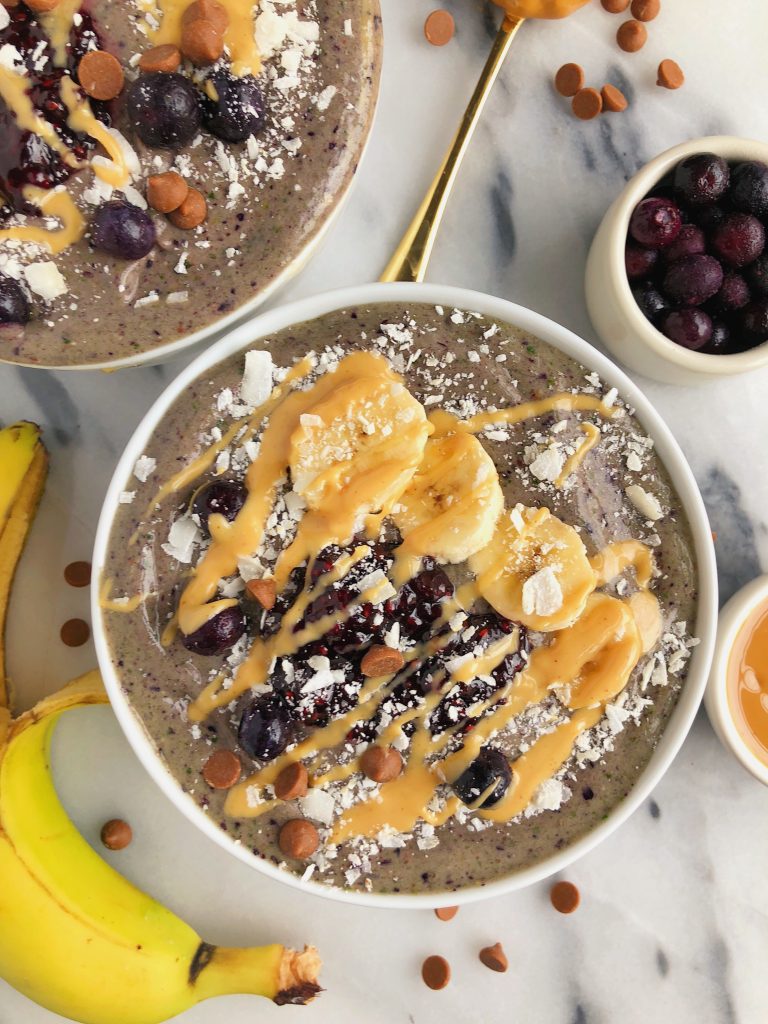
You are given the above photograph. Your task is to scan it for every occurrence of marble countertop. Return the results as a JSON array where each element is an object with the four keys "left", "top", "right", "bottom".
[{"left": 2, "top": 1, "right": 768, "bottom": 1021}]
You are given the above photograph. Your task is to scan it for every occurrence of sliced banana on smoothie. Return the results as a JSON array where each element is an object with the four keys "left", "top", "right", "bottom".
[
  {"left": 394, "top": 432, "right": 504, "bottom": 563},
  {"left": 470, "top": 504, "right": 596, "bottom": 631},
  {"left": 288, "top": 375, "right": 431, "bottom": 516}
]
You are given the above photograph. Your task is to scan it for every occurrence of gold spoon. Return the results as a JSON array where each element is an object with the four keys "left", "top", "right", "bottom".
[{"left": 380, "top": 0, "right": 588, "bottom": 283}]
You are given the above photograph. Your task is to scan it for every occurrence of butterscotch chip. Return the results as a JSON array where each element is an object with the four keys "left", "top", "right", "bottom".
[
  {"left": 360, "top": 644, "right": 405, "bottom": 677},
  {"left": 434, "top": 906, "right": 458, "bottom": 921},
  {"left": 246, "top": 578, "right": 277, "bottom": 610},
  {"left": 182, "top": 0, "right": 229, "bottom": 34},
  {"left": 64, "top": 560, "right": 91, "bottom": 587},
  {"left": 424, "top": 9, "right": 455, "bottom": 46},
  {"left": 601, "top": 83, "right": 628, "bottom": 112},
  {"left": 147, "top": 171, "right": 188, "bottom": 214},
  {"left": 617, "top": 19, "right": 647, "bottom": 51},
  {"left": 630, "top": 0, "right": 659, "bottom": 20},
  {"left": 25, "top": 0, "right": 61, "bottom": 11},
  {"left": 60, "top": 618, "right": 90, "bottom": 647},
  {"left": 422, "top": 955, "right": 451, "bottom": 990},
  {"left": 359, "top": 745, "right": 403, "bottom": 783},
  {"left": 550, "top": 880, "right": 581, "bottom": 914},
  {"left": 181, "top": 19, "right": 224, "bottom": 65},
  {"left": 278, "top": 819, "right": 319, "bottom": 860},
  {"left": 479, "top": 942, "right": 508, "bottom": 973},
  {"left": 169, "top": 188, "right": 207, "bottom": 229},
  {"left": 77, "top": 50, "right": 124, "bottom": 101},
  {"left": 657, "top": 58, "right": 684, "bottom": 89},
  {"left": 139, "top": 44, "right": 182, "bottom": 74},
  {"left": 600, "top": 0, "right": 629, "bottom": 10},
  {"left": 202, "top": 749, "right": 241, "bottom": 789},
  {"left": 571, "top": 87, "right": 602, "bottom": 121},
  {"left": 274, "top": 762, "right": 309, "bottom": 801},
  {"left": 554, "top": 63, "right": 584, "bottom": 98},
  {"left": 101, "top": 818, "right": 132, "bottom": 851}
]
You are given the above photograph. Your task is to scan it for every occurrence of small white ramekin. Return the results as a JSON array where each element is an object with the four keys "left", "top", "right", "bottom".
[
  {"left": 92, "top": 282, "right": 718, "bottom": 907},
  {"left": 704, "top": 575, "right": 768, "bottom": 786},
  {"left": 586, "top": 135, "right": 768, "bottom": 386}
]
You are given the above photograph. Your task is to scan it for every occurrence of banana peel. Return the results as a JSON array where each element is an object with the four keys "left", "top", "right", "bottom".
[{"left": 0, "top": 422, "right": 48, "bottom": 709}]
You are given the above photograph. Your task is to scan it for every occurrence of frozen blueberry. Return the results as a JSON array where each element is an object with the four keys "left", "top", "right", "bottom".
[
  {"left": 711, "top": 272, "right": 750, "bottom": 312},
  {"left": 728, "top": 160, "right": 768, "bottom": 219},
  {"left": 661, "top": 224, "right": 706, "bottom": 264},
  {"left": 0, "top": 276, "right": 30, "bottom": 324},
  {"left": 747, "top": 254, "right": 768, "bottom": 297},
  {"left": 181, "top": 605, "right": 246, "bottom": 656},
  {"left": 710, "top": 212, "right": 765, "bottom": 268},
  {"left": 673, "top": 153, "right": 730, "bottom": 206},
  {"left": 662, "top": 255, "right": 723, "bottom": 307},
  {"left": 202, "top": 71, "right": 266, "bottom": 143},
  {"left": 238, "top": 693, "right": 294, "bottom": 761},
  {"left": 452, "top": 747, "right": 512, "bottom": 808},
  {"left": 660, "top": 308, "right": 713, "bottom": 350},
  {"left": 629, "top": 197, "right": 682, "bottom": 249},
  {"left": 192, "top": 480, "right": 247, "bottom": 531},
  {"left": 91, "top": 201, "right": 156, "bottom": 260},
  {"left": 740, "top": 299, "right": 768, "bottom": 346},
  {"left": 625, "top": 241, "right": 658, "bottom": 280},
  {"left": 631, "top": 281, "right": 670, "bottom": 323},
  {"left": 701, "top": 321, "right": 732, "bottom": 355},
  {"left": 126, "top": 73, "right": 201, "bottom": 148}
]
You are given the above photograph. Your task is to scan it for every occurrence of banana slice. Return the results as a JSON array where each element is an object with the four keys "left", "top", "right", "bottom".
[
  {"left": 470, "top": 504, "right": 596, "bottom": 631},
  {"left": 394, "top": 432, "right": 504, "bottom": 563},
  {"left": 288, "top": 375, "right": 430, "bottom": 517}
]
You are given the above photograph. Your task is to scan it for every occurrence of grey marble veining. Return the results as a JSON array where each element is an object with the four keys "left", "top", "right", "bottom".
[{"left": 2, "top": 1, "right": 768, "bottom": 1022}]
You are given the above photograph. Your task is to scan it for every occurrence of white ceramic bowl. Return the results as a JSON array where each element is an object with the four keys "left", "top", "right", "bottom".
[
  {"left": 704, "top": 574, "right": 768, "bottom": 786},
  {"left": 92, "top": 282, "right": 719, "bottom": 907},
  {"left": 586, "top": 135, "right": 768, "bottom": 386}
]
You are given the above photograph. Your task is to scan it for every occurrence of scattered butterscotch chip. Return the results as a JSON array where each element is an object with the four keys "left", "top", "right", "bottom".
[
  {"left": 169, "top": 188, "right": 207, "bottom": 230},
  {"left": 360, "top": 644, "right": 405, "bottom": 677},
  {"left": 479, "top": 942, "right": 508, "bottom": 973},
  {"left": 77, "top": 50, "right": 124, "bottom": 101},
  {"left": 246, "top": 577, "right": 277, "bottom": 610},
  {"left": 550, "top": 880, "right": 581, "bottom": 914},
  {"left": 630, "top": 0, "right": 659, "bottom": 20},
  {"left": 64, "top": 560, "right": 91, "bottom": 587},
  {"left": 182, "top": 0, "right": 229, "bottom": 34},
  {"left": 424, "top": 9, "right": 455, "bottom": 47},
  {"left": 147, "top": 171, "right": 188, "bottom": 214},
  {"left": 181, "top": 19, "right": 224, "bottom": 65},
  {"left": 554, "top": 63, "right": 584, "bottom": 98},
  {"left": 360, "top": 745, "right": 403, "bottom": 783},
  {"left": 101, "top": 818, "right": 132, "bottom": 851},
  {"left": 202, "top": 749, "right": 241, "bottom": 789},
  {"left": 139, "top": 44, "right": 182, "bottom": 74},
  {"left": 274, "top": 762, "right": 309, "bottom": 801},
  {"left": 278, "top": 819, "right": 319, "bottom": 860},
  {"left": 25, "top": 0, "right": 61, "bottom": 11},
  {"left": 617, "top": 19, "right": 647, "bottom": 52},
  {"left": 434, "top": 906, "right": 459, "bottom": 922},
  {"left": 601, "top": 83, "right": 628, "bottom": 112},
  {"left": 60, "top": 618, "right": 90, "bottom": 647},
  {"left": 422, "top": 955, "right": 451, "bottom": 990},
  {"left": 600, "top": 0, "right": 629, "bottom": 10},
  {"left": 572, "top": 87, "right": 602, "bottom": 121},
  {"left": 657, "top": 58, "right": 684, "bottom": 90}
]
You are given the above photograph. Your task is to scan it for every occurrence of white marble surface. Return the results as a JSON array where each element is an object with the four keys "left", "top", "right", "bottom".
[{"left": 2, "top": 1, "right": 768, "bottom": 1021}]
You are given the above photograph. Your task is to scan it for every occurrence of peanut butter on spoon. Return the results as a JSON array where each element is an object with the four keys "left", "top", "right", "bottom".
[{"left": 491, "top": 0, "right": 590, "bottom": 18}]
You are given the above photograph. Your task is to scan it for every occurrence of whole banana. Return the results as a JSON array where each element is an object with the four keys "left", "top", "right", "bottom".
[{"left": 0, "top": 424, "right": 321, "bottom": 1024}]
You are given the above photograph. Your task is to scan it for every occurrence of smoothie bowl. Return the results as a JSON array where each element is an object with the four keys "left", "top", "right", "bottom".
[
  {"left": 92, "top": 283, "right": 717, "bottom": 906},
  {"left": 0, "top": 0, "right": 381, "bottom": 369}
]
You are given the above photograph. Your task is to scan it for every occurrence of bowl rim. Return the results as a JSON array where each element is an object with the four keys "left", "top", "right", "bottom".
[
  {"left": 705, "top": 574, "right": 768, "bottom": 786},
  {"left": 0, "top": 5, "right": 383, "bottom": 374},
  {"left": 91, "top": 281, "right": 719, "bottom": 908},
  {"left": 607, "top": 134, "right": 768, "bottom": 375}
]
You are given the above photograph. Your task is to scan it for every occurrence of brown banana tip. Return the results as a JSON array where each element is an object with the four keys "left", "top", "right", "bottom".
[
  {"left": 276, "top": 945, "right": 322, "bottom": 1004},
  {"left": 274, "top": 981, "right": 323, "bottom": 1006}
]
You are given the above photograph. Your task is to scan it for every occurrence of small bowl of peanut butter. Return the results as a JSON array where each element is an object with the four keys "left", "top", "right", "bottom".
[{"left": 705, "top": 574, "right": 768, "bottom": 786}]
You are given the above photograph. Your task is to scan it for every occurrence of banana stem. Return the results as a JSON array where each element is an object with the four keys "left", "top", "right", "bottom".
[{"left": 191, "top": 944, "right": 321, "bottom": 1007}]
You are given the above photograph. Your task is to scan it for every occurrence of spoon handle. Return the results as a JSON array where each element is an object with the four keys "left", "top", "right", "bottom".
[{"left": 380, "top": 15, "right": 525, "bottom": 284}]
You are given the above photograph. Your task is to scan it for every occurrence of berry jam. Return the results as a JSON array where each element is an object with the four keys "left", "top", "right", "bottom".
[{"left": 0, "top": 4, "right": 108, "bottom": 216}]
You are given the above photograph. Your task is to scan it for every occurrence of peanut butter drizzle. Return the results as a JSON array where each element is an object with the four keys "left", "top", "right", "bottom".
[
  {"left": 555, "top": 422, "right": 601, "bottom": 488},
  {"left": 98, "top": 578, "right": 149, "bottom": 613},
  {"left": 59, "top": 78, "right": 130, "bottom": 189},
  {"left": 0, "top": 185, "right": 85, "bottom": 255},
  {"left": 461, "top": 393, "right": 617, "bottom": 434},
  {"left": 39, "top": 0, "right": 83, "bottom": 66},
  {"left": 147, "top": 0, "right": 262, "bottom": 77},
  {"left": 590, "top": 540, "right": 654, "bottom": 590},
  {"left": 0, "top": 66, "right": 78, "bottom": 169}
]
